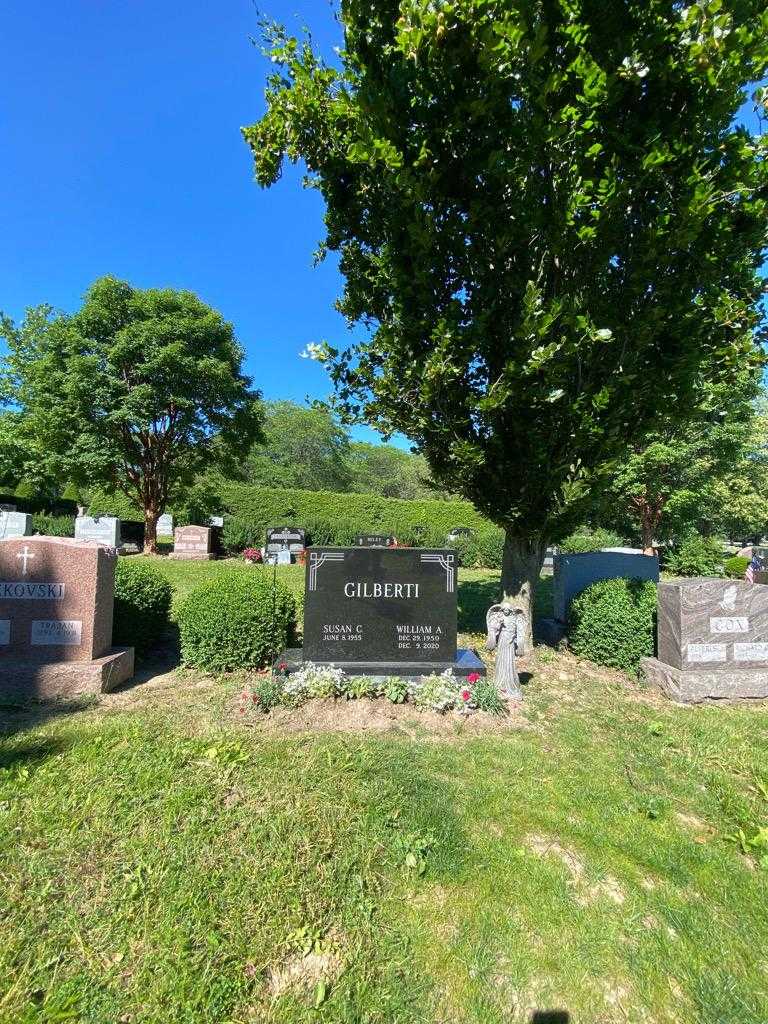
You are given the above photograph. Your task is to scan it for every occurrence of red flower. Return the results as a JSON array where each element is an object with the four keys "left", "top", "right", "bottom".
[
  {"left": 467, "top": 673, "right": 480, "bottom": 684},
  {"left": 239, "top": 707, "right": 245, "bottom": 714},
  {"left": 252, "top": 694, "right": 260, "bottom": 703},
  {"left": 278, "top": 662, "right": 287, "bottom": 671},
  {"left": 461, "top": 689, "right": 471, "bottom": 701}
]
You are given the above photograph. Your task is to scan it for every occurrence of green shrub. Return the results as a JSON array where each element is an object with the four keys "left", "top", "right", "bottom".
[
  {"left": 724, "top": 555, "right": 750, "bottom": 579},
  {"left": 476, "top": 529, "right": 505, "bottom": 569},
  {"left": 381, "top": 676, "right": 409, "bottom": 703},
  {"left": 113, "top": 560, "right": 173, "bottom": 655},
  {"left": 221, "top": 517, "right": 263, "bottom": 554},
  {"left": 32, "top": 514, "right": 75, "bottom": 538},
  {"left": 559, "top": 527, "right": 627, "bottom": 554},
  {"left": 178, "top": 569, "right": 296, "bottom": 672},
  {"left": 664, "top": 534, "right": 725, "bottom": 577},
  {"left": 569, "top": 577, "right": 658, "bottom": 672},
  {"left": 88, "top": 489, "right": 142, "bottom": 520},
  {"left": 447, "top": 532, "right": 483, "bottom": 568}
]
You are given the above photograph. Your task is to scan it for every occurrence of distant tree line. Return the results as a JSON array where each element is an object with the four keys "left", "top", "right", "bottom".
[{"left": 243, "top": 400, "right": 453, "bottom": 501}]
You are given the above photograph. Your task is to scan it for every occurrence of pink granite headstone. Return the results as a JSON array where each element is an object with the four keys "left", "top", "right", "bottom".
[
  {"left": 0, "top": 536, "right": 133, "bottom": 698},
  {"left": 171, "top": 525, "right": 215, "bottom": 560}
]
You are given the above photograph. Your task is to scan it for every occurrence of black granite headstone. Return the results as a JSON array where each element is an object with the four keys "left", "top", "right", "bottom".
[
  {"left": 303, "top": 546, "right": 458, "bottom": 672},
  {"left": 266, "top": 526, "right": 305, "bottom": 553}
]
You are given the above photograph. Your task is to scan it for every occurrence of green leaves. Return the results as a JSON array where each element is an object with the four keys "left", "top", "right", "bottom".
[
  {"left": 243, "top": 0, "right": 768, "bottom": 545},
  {"left": 1, "top": 279, "right": 263, "bottom": 541}
]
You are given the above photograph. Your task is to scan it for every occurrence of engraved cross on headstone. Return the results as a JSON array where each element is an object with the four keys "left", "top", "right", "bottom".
[{"left": 17, "top": 545, "right": 35, "bottom": 576}]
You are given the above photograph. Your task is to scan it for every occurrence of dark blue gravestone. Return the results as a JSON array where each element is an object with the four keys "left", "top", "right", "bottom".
[{"left": 278, "top": 546, "right": 484, "bottom": 678}]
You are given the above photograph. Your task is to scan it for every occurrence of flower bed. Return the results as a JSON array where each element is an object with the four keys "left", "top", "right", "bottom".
[{"left": 238, "top": 665, "right": 508, "bottom": 717}]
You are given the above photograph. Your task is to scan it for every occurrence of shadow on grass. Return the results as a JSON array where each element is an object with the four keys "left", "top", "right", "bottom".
[
  {"left": 531, "top": 1013, "right": 571, "bottom": 1023},
  {"left": 0, "top": 733, "right": 71, "bottom": 767},
  {"left": 112, "top": 625, "right": 182, "bottom": 693}
]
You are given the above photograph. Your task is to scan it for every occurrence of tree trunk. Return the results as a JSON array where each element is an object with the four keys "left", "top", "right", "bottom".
[
  {"left": 144, "top": 507, "right": 159, "bottom": 555},
  {"left": 639, "top": 499, "right": 661, "bottom": 556},
  {"left": 640, "top": 517, "right": 655, "bottom": 556},
  {"left": 500, "top": 532, "right": 547, "bottom": 651}
]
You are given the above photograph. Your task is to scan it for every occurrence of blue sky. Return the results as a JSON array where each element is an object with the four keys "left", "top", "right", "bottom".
[
  {"left": 0, "top": 0, "right": 395, "bottom": 441},
  {"left": 1, "top": 1, "right": 764, "bottom": 447}
]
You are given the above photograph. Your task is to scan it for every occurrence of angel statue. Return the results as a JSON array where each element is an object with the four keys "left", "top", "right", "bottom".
[{"left": 485, "top": 603, "right": 527, "bottom": 700}]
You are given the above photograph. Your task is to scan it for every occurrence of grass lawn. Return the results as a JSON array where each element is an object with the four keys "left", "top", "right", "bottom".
[{"left": 1, "top": 561, "right": 766, "bottom": 1023}]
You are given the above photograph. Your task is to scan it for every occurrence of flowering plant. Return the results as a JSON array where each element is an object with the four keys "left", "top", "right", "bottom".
[
  {"left": 411, "top": 668, "right": 459, "bottom": 713},
  {"left": 242, "top": 547, "right": 262, "bottom": 564}
]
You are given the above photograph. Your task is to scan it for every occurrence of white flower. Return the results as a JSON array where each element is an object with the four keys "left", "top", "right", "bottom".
[{"left": 299, "top": 342, "right": 327, "bottom": 361}]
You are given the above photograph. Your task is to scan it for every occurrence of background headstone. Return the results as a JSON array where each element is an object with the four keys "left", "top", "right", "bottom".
[
  {"left": 75, "top": 516, "right": 121, "bottom": 548},
  {"left": 0, "top": 510, "right": 33, "bottom": 539},
  {"left": 642, "top": 578, "right": 768, "bottom": 702},
  {"left": 265, "top": 526, "right": 305, "bottom": 562},
  {"left": 171, "top": 525, "right": 216, "bottom": 560},
  {"left": 447, "top": 527, "right": 473, "bottom": 540},
  {"left": 119, "top": 520, "right": 145, "bottom": 553},
  {"left": 0, "top": 536, "right": 133, "bottom": 698},
  {"left": 208, "top": 515, "right": 225, "bottom": 528},
  {"left": 553, "top": 550, "right": 659, "bottom": 623},
  {"left": 737, "top": 545, "right": 768, "bottom": 560},
  {"left": 157, "top": 513, "right": 174, "bottom": 535},
  {"left": 355, "top": 534, "right": 392, "bottom": 547}
]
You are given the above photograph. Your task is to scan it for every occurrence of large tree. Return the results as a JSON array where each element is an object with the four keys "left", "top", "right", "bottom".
[
  {"left": 600, "top": 373, "right": 761, "bottom": 550},
  {"left": 1, "top": 277, "right": 262, "bottom": 552},
  {"left": 348, "top": 441, "right": 451, "bottom": 500},
  {"left": 244, "top": 1, "right": 767, "bottom": 630},
  {"left": 246, "top": 400, "right": 353, "bottom": 491}
]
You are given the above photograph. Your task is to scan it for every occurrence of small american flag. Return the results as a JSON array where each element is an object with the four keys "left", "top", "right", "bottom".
[{"left": 745, "top": 555, "right": 762, "bottom": 583}]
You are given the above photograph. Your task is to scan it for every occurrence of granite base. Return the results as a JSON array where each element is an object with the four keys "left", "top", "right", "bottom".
[
  {"left": 274, "top": 647, "right": 486, "bottom": 680},
  {"left": 641, "top": 656, "right": 768, "bottom": 704},
  {"left": 168, "top": 553, "right": 217, "bottom": 561},
  {"left": 0, "top": 648, "right": 135, "bottom": 701}
]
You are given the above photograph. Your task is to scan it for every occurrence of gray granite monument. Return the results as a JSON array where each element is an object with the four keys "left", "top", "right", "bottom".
[
  {"left": 642, "top": 578, "right": 768, "bottom": 702},
  {"left": 75, "top": 515, "right": 121, "bottom": 548},
  {"left": 0, "top": 510, "right": 33, "bottom": 539},
  {"left": 157, "top": 513, "right": 174, "bottom": 535}
]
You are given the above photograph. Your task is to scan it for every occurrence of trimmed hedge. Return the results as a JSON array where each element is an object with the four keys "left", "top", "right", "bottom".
[
  {"left": 559, "top": 527, "right": 627, "bottom": 553},
  {"left": 89, "top": 490, "right": 143, "bottom": 520},
  {"left": 89, "top": 482, "right": 509, "bottom": 566},
  {"left": 113, "top": 560, "right": 173, "bottom": 656},
  {"left": 32, "top": 514, "right": 75, "bottom": 537},
  {"left": 217, "top": 481, "right": 487, "bottom": 537},
  {"left": 569, "top": 577, "right": 657, "bottom": 672},
  {"left": 178, "top": 569, "right": 297, "bottom": 671}
]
